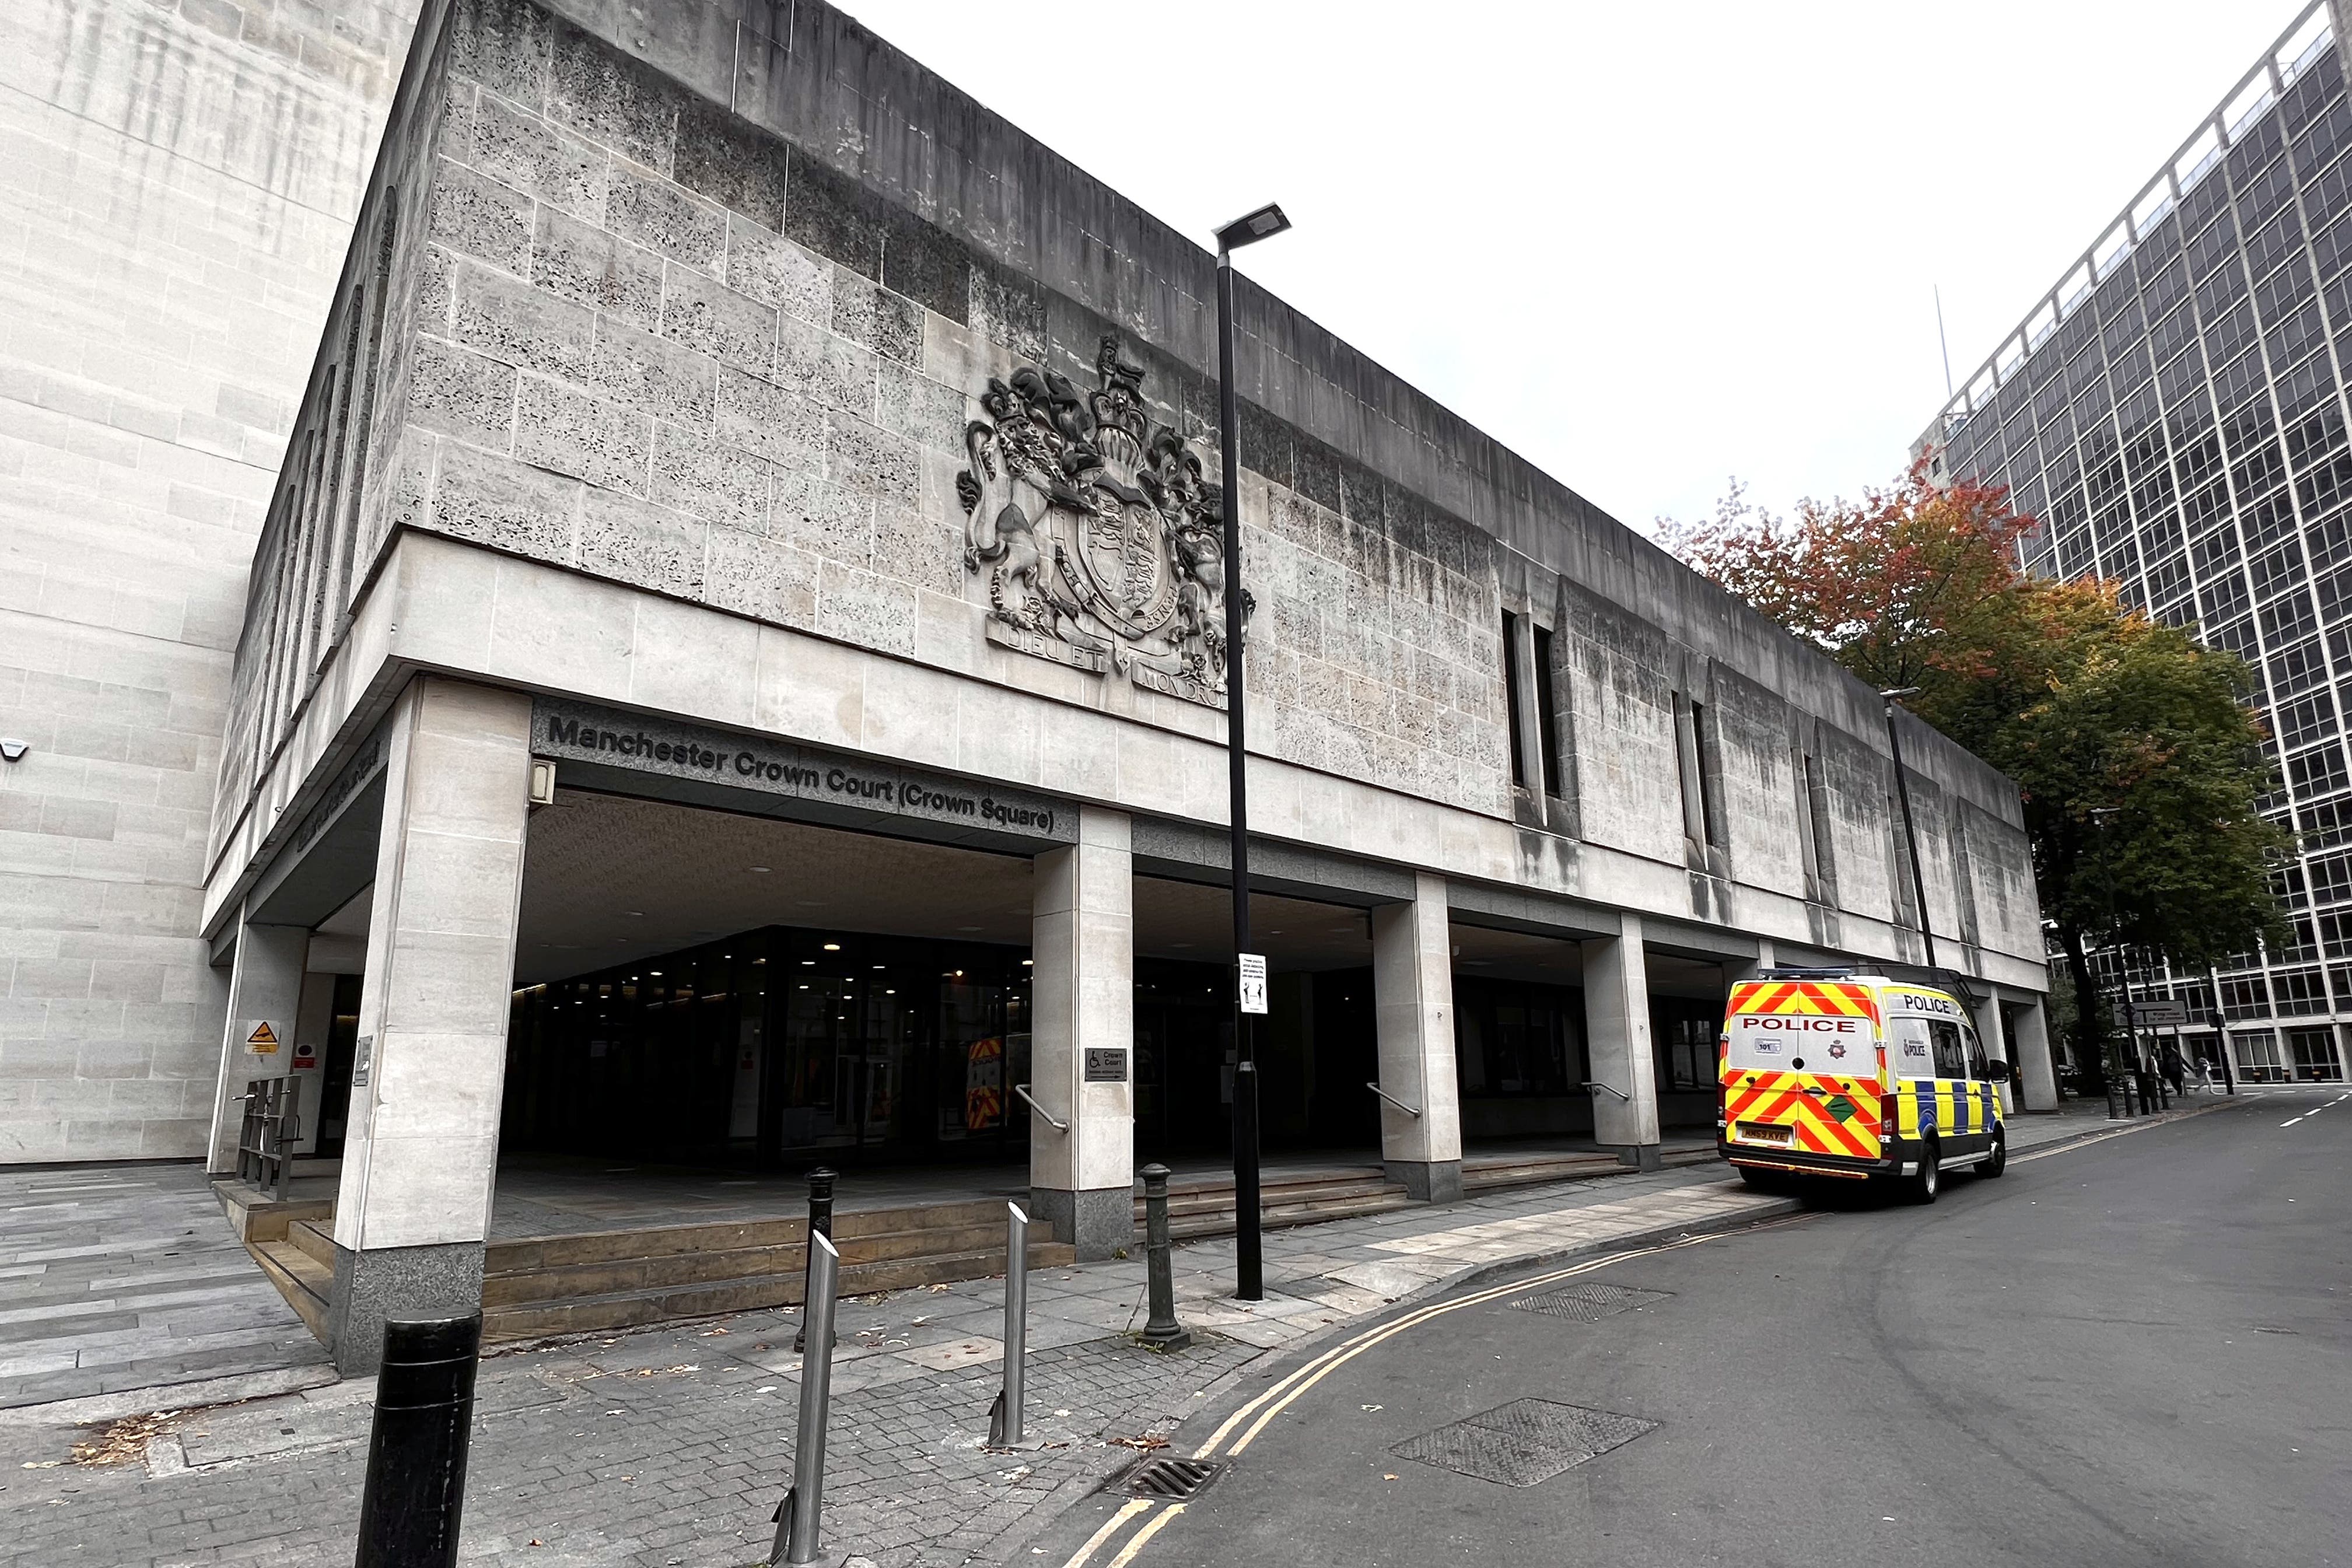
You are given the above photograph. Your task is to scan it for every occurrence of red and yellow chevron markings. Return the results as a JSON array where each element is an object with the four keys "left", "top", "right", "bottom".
[
  {"left": 1723, "top": 1068, "right": 1882, "bottom": 1157},
  {"left": 1723, "top": 980, "right": 1886, "bottom": 1158}
]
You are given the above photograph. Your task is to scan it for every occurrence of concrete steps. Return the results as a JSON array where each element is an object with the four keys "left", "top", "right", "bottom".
[
  {"left": 246, "top": 1220, "right": 335, "bottom": 1343},
  {"left": 1461, "top": 1145, "right": 1717, "bottom": 1194},
  {"left": 1136, "top": 1145, "right": 1721, "bottom": 1241},
  {"left": 1461, "top": 1152, "right": 1626, "bottom": 1192},
  {"left": 478, "top": 1201, "right": 1073, "bottom": 1344},
  {"left": 234, "top": 1198, "right": 1076, "bottom": 1346},
  {"left": 1142, "top": 1169, "right": 1416, "bottom": 1241},
  {"left": 212, "top": 1177, "right": 334, "bottom": 1242}
]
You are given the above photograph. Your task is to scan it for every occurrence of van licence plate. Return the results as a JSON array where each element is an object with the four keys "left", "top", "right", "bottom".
[{"left": 1738, "top": 1122, "right": 1794, "bottom": 1146}]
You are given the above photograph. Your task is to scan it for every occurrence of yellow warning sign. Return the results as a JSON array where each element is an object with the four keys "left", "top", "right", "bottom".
[{"left": 246, "top": 1021, "right": 280, "bottom": 1055}]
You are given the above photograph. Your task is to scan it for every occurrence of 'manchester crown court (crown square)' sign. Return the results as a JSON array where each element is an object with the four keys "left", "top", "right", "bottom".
[{"left": 531, "top": 699, "right": 1073, "bottom": 848}]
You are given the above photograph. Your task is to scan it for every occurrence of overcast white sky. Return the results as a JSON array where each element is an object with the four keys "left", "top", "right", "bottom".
[{"left": 841, "top": 0, "right": 2315, "bottom": 534}]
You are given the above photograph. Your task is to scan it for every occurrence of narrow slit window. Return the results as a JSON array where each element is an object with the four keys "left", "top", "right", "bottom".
[
  {"left": 1803, "top": 751, "right": 1839, "bottom": 901},
  {"left": 1532, "top": 625, "right": 1562, "bottom": 797},
  {"left": 1502, "top": 611, "right": 1528, "bottom": 789},
  {"left": 1689, "top": 699, "right": 1720, "bottom": 846}
]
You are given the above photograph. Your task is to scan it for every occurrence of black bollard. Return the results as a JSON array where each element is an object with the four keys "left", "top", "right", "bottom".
[
  {"left": 355, "top": 1312, "right": 481, "bottom": 1568},
  {"left": 1138, "top": 1164, "right": 1191, "bottom": 1351},
  {"left": 793, "top": 1167, "right": 836, "bottom": 1353}
]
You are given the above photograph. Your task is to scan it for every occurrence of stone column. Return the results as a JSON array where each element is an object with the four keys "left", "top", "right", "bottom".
[
  {"left": 1968, "top": 991, "right": 2019, "bottom": 1117},
  {"left": 1370, "top": 873, "right": 1463, "bottom": 1202},
  {"left": 205, "top": 916, "right": 309, "bottom": 1175},
  {"left": 1028, "top": 807, "right": 1135, "bottom": 1261},
  {"left": 2005, "top": 995, "right": 2060, "bottom": 1112},
  {"left": 326, "top": 678, "right": 532, "bottom": 1374},
  {"left": 1585, "top": 913, "right": 1662, "bottom": 1167}
]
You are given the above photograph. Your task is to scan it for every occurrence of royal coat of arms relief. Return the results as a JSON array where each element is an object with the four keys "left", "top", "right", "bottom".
[{"left": 956, "top": 334, "right": 1246, "bottom": 706}]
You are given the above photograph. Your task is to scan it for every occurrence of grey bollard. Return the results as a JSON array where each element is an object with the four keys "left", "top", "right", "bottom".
[
  {"left": 792, "top": 1167, "right": 836, "bottom": 1354},
  {"left": 771, "top": 1230, "right": 841, "bottom": 1568},
  {"left": 1139, "top": 1164, "right": 1192, "bottom": 1352},
  {"left": 988, "top": 1203, "right": 1027, "bottom": 1447},
  {"left": 354, "top": 1312, "right": 481, "bottom": 1568}
]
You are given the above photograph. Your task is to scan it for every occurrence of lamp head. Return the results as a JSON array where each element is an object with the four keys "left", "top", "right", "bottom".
[
  {"left": 0, "top": 738, "right": 26, "bottom": 762},
  {"left": 1215, "top": 202, "right": 1292, "bottom": 253}
]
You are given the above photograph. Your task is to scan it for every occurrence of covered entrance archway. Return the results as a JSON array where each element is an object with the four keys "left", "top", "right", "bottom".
[
  {"left": 505, "top": 789, "right": 1041, "bottom": 1171},
  {"left": 1129, "top": 877, "right": 1380, "bottom": 1160}
]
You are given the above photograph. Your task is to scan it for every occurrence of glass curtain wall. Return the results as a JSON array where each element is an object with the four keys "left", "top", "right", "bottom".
[
  {"left": 503, "top": 926, "right": 1032, "bottom": 1166},
  {"left": 1937, "top": 23, "right": 2352, "bottom": 1053}
]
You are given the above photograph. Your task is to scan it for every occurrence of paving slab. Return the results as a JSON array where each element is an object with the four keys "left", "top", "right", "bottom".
[
  {"left": 0, "top": 1162, "right": 327, "bottom": 1411},
  {"left": 5, "top": 1120, "right": 2227, "bottom": 1568}
]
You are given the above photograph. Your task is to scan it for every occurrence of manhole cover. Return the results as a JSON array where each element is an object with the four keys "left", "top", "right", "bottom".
[
  {"left": 1508, "top": 1282, "right": 1672, "bottom": 1322},
  {"left": 1110, "top": 1455, "right": 1228, "bottom": 1500},
  {"left": 1392, "top": 1398, "right": 1656, "bottom": 1487}
]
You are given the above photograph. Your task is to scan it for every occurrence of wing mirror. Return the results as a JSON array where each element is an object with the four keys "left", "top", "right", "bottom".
[{"left": 1983, "top": 1059, "right": 2013, "bottom": 1083}]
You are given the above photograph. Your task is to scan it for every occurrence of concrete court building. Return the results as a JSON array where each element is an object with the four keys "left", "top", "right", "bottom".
[
  {"left": 0, "top": 0, "right": 422, "bottom": 1163},
  {"left": 187, "top": 0, "right": 2056, "bottom": 1364},
  {"left": 1920, "top": 1, "right": 2352, "bottom": 1086}
]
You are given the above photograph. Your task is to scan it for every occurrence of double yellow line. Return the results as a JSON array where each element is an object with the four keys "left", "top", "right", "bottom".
[
  {"left": 1192, "top": 1215, "right": 1812, "bottom": 1460},
  {"left": 1060, "top": 1497, "right": 1186, "bottom": 1568},
  {"left": 1059, "top": 1210, "right": 1814, "bottom": 1568}
]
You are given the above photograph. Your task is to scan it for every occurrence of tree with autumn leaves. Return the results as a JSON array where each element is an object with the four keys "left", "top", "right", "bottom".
[{"left": 1667, "top": 465, "right": 2287, "bottom": 1091}]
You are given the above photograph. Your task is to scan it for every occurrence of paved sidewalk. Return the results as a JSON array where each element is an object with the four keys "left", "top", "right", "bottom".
[
  {"left": 0, "top": 1163, "right": 328, "bottom": 1409},
  {"left": 0, "top": 1160, "right": 1794, "bottom": 1568},
  {"left": 0, "top": 1107, "right": 2202, "bottom": 1568}
]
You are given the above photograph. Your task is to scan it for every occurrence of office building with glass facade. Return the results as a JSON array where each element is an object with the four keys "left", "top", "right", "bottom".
[{"left": 1920, "top": 1, "right": 2350, "bottom": 1085}]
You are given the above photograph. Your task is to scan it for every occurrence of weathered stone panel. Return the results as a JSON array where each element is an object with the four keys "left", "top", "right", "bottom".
[{"left": 0, "top": 0, "right": 420, "bottom": 1161}]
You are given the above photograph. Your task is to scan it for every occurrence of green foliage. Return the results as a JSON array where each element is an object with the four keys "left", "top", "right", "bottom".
[
  {"left": 1669, "top": 466, "right": 2290, "bottom": 1083},
  {"left": 1986, "top": 608, "right": 2288, "bottom": 968}
]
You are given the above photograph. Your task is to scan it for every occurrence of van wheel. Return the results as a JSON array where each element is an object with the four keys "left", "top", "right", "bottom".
[
  {"left": 1975, "top": 1127, "right": 2007, "bottom": 1178},
  {"left": 1737, "top": 1167, "right": 1786, "bottom": 1193},
  {"left": 1907, "top": 1136, "right": 1940, "bottom": 1205}
]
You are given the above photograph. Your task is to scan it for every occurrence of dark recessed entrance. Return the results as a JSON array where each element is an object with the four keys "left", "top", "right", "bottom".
[{"left": 503, "top": 925, "right": 1032, "bottom": 1167}]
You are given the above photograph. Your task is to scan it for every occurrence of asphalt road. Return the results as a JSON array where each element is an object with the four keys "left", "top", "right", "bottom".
[{"left": 1045, "top": 1090, "right": 2352, "bottom": 1568}]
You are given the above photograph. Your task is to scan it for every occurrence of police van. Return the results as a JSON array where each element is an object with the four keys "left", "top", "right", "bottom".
[{"left": 1716, "top": 968, "right": 2012, "bottom": 1202}]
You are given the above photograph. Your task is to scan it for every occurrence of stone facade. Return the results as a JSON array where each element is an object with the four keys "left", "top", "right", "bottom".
[
  {"left": 170, "top": 0, "right": 2060, "bottom": 1350},
  {"left": 0, "top": 0, "right": 418, "bottom": 1162},
  {"left": 211, "top": 0, "right": 2039, "bottom": 971},
  {"left": 8, "top": 0, "right": 2056, "bottom": 1180}
]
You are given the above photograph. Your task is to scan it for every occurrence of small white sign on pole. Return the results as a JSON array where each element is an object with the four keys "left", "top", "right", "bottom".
[{"left": 1238, "top": 953, "right": 1268, "bottom": 1016}]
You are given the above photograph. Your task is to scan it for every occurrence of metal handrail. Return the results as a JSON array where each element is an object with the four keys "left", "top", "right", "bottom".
[
  {"left": 235, "top": 1076, "right": 300, "bottom": 1200},
  {"left": 1364, "top": 1081, "right": 1421, "bottom": 1118},
  {"left": 1583, "top": 1080, "right": 1633, "bottom": 1103},
  {"left": 1012, "top": 1083, "right": 1067, "bottom": 1132}
]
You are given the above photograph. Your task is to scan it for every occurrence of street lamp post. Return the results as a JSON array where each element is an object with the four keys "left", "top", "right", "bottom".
[
  {"left": 1213, "top": 201, "right": 1290, "bottom": 1303},
  {"left": 2206, "top": 965, "right": 2238, "bottom": 1097},
  {"left": 2090, "top": 806, "right": 2133, "bottom": 1120},
  {"left": 1880, "top": 689, "right": 1938, "bottom": 973}
]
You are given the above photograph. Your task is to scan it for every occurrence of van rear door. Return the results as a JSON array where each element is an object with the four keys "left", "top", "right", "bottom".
[{"left": 1721, "top": 980, "right": 1885, "bottom": 1160}]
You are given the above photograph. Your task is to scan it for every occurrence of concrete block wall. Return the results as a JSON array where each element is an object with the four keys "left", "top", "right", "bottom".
[
  {"left": 319, "top": 0, "right": 1517, "bottom": 828},
  {"left": 0, "top": 0, "right": 418, "bottom": 1162},
  {"left": 198, "top": 0, "right": 2048, "bottom": 985}
]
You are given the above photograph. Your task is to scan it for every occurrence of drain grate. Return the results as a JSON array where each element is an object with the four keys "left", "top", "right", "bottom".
[
  {"left": 1111, "top": 1455, "right": 1228, "bottom": 1501},
  {"left": 1392, "top": 1398, "right": 1656, "bottom": 1487},
  {"left": 1508, "top": 1282, "right": 1672, "bottom": 1322}
]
